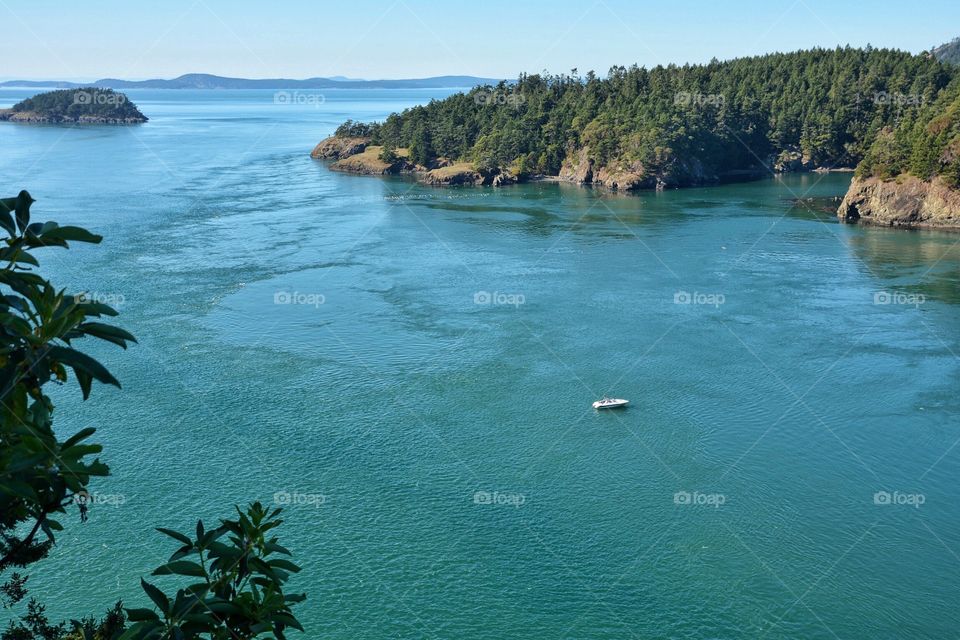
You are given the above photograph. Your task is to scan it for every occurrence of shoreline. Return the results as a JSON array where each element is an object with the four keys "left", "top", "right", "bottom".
[{"left": 310, "top": 135, "right": 960, "bottom": 230}]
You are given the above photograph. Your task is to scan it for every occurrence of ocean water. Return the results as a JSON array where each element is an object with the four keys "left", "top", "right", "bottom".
[{"left": 1, "top": 88, "right": 959, "bottom": 639}]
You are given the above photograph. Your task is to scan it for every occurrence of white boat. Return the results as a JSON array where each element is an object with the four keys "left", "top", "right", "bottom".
[{"left": 592, "top": 397, "right": 629, "bottom": 409}]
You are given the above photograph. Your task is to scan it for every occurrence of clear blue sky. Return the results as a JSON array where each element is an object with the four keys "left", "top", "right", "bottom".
[{"left": 0, "top": 0, "right": 956, "bottom": 80}]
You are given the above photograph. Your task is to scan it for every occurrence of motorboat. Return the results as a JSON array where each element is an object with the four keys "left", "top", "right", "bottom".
[{"left": 592, "top": 397, "right": 629, "bottom": 409}]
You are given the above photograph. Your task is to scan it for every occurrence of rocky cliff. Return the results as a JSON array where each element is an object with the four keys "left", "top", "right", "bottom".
[
  {"left": 313, "top": 134, "right": 845, "bottom": 194},
  {"left": 311, "top": 136, "right": 518, "bottom": 185},
  {"left": 838, "top": 176, "right": 960, "bottom": 229},
  {"left": 310, "top": 136, "right": 369, "bottom": 160}
]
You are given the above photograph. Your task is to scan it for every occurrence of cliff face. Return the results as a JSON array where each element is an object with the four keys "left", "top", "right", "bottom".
[
  {"left": 556, "top": 146, "right": 736, "bottom": 191},
  {"left": 311, "top": 136, "right": 519, "bottom": 185},
  {"left": 310, "top": 136, "right": 369, "bottom": 160},
  {"left": 838, "top": 176, "right": 960, "bottom": 229}
]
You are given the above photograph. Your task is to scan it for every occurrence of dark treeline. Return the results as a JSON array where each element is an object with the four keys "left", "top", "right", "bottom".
[
  {"left": 9, "top": 88, "right": 146, "bottom": 121},
  {"left": 858, "top": 76, "right": 960, "bottom": 186},
  {"left": 336, "top": 47, "right": 955, "bottom": 185}
]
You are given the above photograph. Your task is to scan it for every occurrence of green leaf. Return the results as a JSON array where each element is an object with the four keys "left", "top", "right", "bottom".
[
  {"left": 0, "top": 204, "right": 15, "bottom": 236},
  {"left": 268, "top": 558, "right": 301, "bottom": 573},
  {"left": 153, "top": 560, "right": 207, "bottom": 578},
  {"left": 46, "top": 345, "right": 120, "bottom": 388},
  {"left": 76, "top": 370, "right": 93, "bottom": 400},
  {"left": 124, "top": 608, "right": 160, "bottom": 623},
  {"left": 62, "top": 426, "right": 97, "bottom": 449},
  {"left": 272, "top": 612, "right": 304, "bottom": 631},
  {"left": 14, "top": 190, "right": 33, "bottom": 233},
  {"left": 156, "top": 527, "right": 192, "bottom": 545},
  {"left": 78, "top": 322, "right": 137, "bottom": 347},
  {"left": 41, "top": 225, "right": 103, "bottom": 244},
  {"left": 140, "top": 578, "right": 170, "bottom": 613}
]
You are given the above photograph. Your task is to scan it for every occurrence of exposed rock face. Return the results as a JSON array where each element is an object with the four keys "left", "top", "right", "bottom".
[
  {"left": 559, "top": 147, "right": 594, "bottom": 184},
  {"left": 593, "top": 163, "right": 656, "bottom": 191},
  {"left": 838, "top": 176, "right": 960, "bottom": 228},
  {"left": 422, "top": 163, "right": 488, "bottom": 185},
  {"left": 558, "top": 148, "right": 656, "bottom": 190},
  {"left": 310, "top": 136, "right": 369, "bottom": 160},
  {"left": 312, "top": 134, "right": 845, "bottom": 196},
  {"left": 556, "top": 147, "right": 716, "bottom": 190}
]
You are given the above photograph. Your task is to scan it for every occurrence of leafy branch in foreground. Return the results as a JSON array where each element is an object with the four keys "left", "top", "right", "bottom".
[
  {"left": 123, "top": 503, "right": 305, "bottom": 640},
  {"left": 2, "top": 192, "right": 304, "bottom": 639},
  {"left": 1, "top": 190, "right": 135, "bottom": 574}
]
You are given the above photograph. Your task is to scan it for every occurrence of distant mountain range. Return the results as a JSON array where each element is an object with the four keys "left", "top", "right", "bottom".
[{"left": 0, "top": 73, "right": 501, "bottom": 90}]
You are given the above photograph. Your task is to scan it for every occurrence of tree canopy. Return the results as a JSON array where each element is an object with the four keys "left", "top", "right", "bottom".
[
  {"left": 6, "top": 89, "right": 147, "bottom": 122},
  {"left": 346, "top": 47, "right": 955, "bottom": 186}
]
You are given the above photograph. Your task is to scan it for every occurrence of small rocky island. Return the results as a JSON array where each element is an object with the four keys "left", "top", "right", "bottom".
[{"left": 0, "top": 88, "right": 147, "bottom": 124}]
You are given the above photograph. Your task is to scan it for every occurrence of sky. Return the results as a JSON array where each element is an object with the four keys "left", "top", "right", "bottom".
[{"left": 0, "top": 0, "right": 957, "bottom": 81}]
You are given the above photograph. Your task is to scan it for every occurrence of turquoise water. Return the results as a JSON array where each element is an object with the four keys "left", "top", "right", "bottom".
[{"left": 2, "top": 88, "right": 959, "bottom": 639}]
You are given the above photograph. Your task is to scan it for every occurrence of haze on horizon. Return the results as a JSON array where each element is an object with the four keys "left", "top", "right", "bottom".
[{"left": 0, "top": 0, "right": 957, "bottom": 82}]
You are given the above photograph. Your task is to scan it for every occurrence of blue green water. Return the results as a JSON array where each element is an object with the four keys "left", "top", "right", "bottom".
[{"left": 2, "top": 88, "right": 959, "bottom": 639}]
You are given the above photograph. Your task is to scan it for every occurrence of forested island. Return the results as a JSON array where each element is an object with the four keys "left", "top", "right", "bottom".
[
  {"left": 0, "top": 88, "right": 147, "bottom": 124},
  {"left": 314, "top": 46, "right": 960, "bottom": 228}
]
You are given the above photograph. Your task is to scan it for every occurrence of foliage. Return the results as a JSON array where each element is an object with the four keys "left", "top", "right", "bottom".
[
  {"left": 9, "top": 89, "right": 146, "bottom": 122},
  {"left": 0, "top": 190, "right": 134, "bottom": 574},
  {"left": 333, "top": 119, "right": 375, "bottom": 138},
  {"left": 0, "top": 190, "right": 135, "bottom": 639},
  {"left": 343, "top": 47, "right": 954, "bottom": 184},
  {"left": 1, "top": 193, "right": 304, "bottom": 639},
  {"left": 122, "top": 503, "right": 305, "bottom": 640},
  {"left": 1, "top": 596, "right": 126, "bottom": 640},
  {"left": 857, "top": 77, "right": 960, "bottom": 187},
  {"left": 378, "top": 145, "right": 398, "bottom": 164}
]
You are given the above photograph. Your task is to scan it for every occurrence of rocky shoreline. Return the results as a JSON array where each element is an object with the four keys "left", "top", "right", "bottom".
[
  {"left": 837, "top": 176, "right": 960, "bottom": 229},
  {"left": 312, "top": 135, "right": 855, "bottom": 191},
  {"left": 311, "top": 137, "right": 519, "bottom": 186},
  {"left": 0, "top": 109, "right": 146, "bottom": 124},
  {"left": 312, "top": 135, "right": 960, "bottom": 228}
]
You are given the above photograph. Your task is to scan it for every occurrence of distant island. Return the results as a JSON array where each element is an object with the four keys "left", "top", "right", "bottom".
[
  {"left": 314, "top": 46, "right": 960, "bottom": 229},
  {"left": 0, "top": 73, "right": 501, "bottom": 90},
  {"left": 0, "top": 88, "right": 147, "bottom": 124}
]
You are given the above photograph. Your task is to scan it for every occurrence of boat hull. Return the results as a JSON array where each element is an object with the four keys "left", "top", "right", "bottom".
[{"left": 592, "top": 399, "right": 629, "bottom": 409}]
